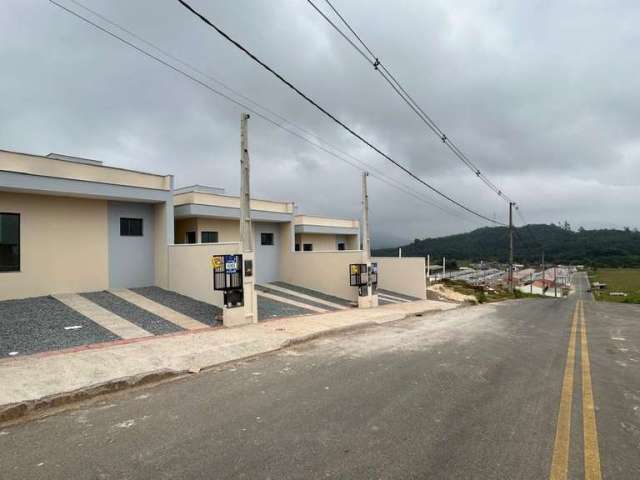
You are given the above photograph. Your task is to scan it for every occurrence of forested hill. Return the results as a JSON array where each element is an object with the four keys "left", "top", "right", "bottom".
[{"left": 372, "top": 224, "right": 640, "bottom": 267}]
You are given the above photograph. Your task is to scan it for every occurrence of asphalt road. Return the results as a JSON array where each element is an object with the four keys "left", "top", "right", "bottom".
[{"left": 1, "top": 273, "right": 639, "bottom": 479}]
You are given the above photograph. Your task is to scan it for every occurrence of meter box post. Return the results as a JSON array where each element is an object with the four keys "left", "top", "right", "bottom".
[
  {"left": 212, "top": 254, "right": 244, "bottom": 308},
  {"left": 370, "top": 262, "right": 378, "bottom": 294},
  {"left": 349, "top": 263, "right": 369, "bottom": 297}
]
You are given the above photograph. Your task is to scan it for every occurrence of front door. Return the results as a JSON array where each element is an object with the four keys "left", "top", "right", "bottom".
[{"left": 254, "top": 223, "right": 280, "bottom": 284}]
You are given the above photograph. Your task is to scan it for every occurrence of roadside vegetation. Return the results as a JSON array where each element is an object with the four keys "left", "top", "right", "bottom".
[
  {"left": 589, "top": 268, "right": 640, "bottom": 304},
  {"left": 440, "top": 279, "right": 545, "bottom": 304}
]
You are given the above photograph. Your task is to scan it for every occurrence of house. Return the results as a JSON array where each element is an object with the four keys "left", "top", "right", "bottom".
[
  {"left": 0, "top": 149, "right": 173, "bottom": 301},
  {"left": 173, "top": 185, "right": 360, "bottom": 284},
  {"left": 1, "top": 151, "right": 362, "bottom": 300}
]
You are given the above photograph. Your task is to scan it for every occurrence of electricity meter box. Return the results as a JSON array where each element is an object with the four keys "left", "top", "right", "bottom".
[{"left": 212, "top": 254, "right": 244, "bottom": 308}]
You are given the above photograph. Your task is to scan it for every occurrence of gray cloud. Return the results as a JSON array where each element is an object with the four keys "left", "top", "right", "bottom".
[{"left": 1, "top": 0, "right": 639, "bottom": 247}]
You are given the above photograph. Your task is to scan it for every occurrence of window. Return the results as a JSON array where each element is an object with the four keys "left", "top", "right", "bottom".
[
  {"left": 120, "top": 218, "right": 143, "bottom": 237},
  {"left": 185, "top": 231, "right": 196, "bottom": 244},
  {"left": 0, "top": 213, "right": 20, "bottom": 272},
  {"left": 201, "top": 231, "right": 219, "bottom": 243},
  {"left": 303, "top": 243, "right": 313, "bottom": 252},
  {"left": 261, "top": 233, "right": 274, "bottom": 246},
  {"left": 337, "top": 242, "right": 346, "bottom": 251},
  {"left": 295, "top": 243, "right": 300, "bottom": 251}
]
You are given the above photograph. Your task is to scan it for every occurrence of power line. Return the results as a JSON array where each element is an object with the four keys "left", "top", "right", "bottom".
[
  {"left": 48, "top": 0, "right": 483, "bottom": 227},
  {"left": 175, "top": 0, "right": 505, "bottom": 226},
  {"left": 307, "top": 0, "right": 516, "bottom": 205}
]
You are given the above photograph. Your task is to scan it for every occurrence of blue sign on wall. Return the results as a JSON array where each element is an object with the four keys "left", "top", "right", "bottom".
[{"left": 224, "top": 255, "right": 239, "bottom": 274}]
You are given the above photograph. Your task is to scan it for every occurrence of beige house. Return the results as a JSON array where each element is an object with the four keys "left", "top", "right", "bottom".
[
  {"left": 0, "top": 149, "right": 174, "bottom": 301},
  {"left": 173, "top": 185, "right": 360, "bottom": 284}
]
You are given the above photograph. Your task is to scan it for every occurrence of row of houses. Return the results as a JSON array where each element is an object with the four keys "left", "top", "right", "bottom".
[{"left": 1, "top": 148, "right": 424, "bottom": 322}]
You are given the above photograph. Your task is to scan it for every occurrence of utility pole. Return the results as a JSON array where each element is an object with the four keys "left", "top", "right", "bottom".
[
  {"left": 443, "top": 257, "right": 446, "bottom": 279},
  {"left": 508, "top": 202, "right": 515, "bottom": 293},
  {"left": 359, "top": 171, "right": 377, "bottom": 307},
  {"left": 240, "top": 113, "right": 253, "bottom": 252},
  {"left": 398, "top": 247, "right": 402, "bottom": 258},
  {"left": 427, "top": 254, "right": 430, "bottom": 279},
  {"left": 361, "top": 171, "right": 370, "bottom": 262},
  {"left": 554, "top": 265, "right": 558, "bottom": 298}
]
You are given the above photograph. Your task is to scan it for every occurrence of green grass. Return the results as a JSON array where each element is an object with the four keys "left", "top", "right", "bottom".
[{"left": 589, "top": 268, "right": 640, "bottom": 304}]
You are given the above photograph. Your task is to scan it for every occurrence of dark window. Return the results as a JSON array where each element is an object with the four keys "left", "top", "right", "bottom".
[
  {"left": 303, "top": 243, "right": 313, "bottom": 252},
  {"left": 295, "top": 243, "right": 300, "bottom": 251},
  {"left": 337, "top": 242, "right": 346, "bottom": 251},
  {"left": 185, "top": 231, "right": 196, "bottom": 244},
  {"left": 120, "top": 218, "right": 143, "bottom": 237},
  {"left": 0, "top": 213, "right": 20, "bottom": 272},
  {"left": 261, "top": 233, "right": 274, "bottom": 246},
  {"left": 201, "top": 231, "right": 219, "bottom": 243}
]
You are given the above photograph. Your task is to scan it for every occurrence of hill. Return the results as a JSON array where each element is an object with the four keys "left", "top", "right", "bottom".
[{"left": 372, "top": 224, "right": 640, "bottom": 267}]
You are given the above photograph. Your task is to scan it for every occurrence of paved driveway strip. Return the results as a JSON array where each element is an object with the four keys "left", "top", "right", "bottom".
[
  {"left": 82, "top": 291, "right": 184, "bottom": 336},
  {"left": 53, "top": 294, "right": 152, "bottom": 340},
  {"left": 110, "top": 290, "right": 209, "bottom": 331}
]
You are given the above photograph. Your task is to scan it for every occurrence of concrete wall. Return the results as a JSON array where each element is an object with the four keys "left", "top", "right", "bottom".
[
  {"left": 280, "top": 249, "right": 365, "bottom": 302},
  {"left": 153, "top": 202, "right": 171, "bottom": 289},
  {"left": 168, "top": 242, "right": 242, "bottom": 306},
  {"left": 107, "top": 201, "right": 155, "bottom": 289},
  {"left": 0, "top": 192, "right": 109, "bottom": 300},
  {"left": 278, "top": 223, "right": 363, "bottom": 301},
  {"left": 371, "top": 257, "right": 427, "bottom": 300}
]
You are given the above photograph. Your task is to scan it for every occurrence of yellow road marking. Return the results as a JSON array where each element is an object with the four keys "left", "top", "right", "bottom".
[
  {"left": 580, "top": 301, "right": 602, "bottom": 479},
  {"left": 549, "top": 300, "right": 580, "bottom": 480}
]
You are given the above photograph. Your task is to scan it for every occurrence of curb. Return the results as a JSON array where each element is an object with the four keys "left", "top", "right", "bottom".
[
  {"left": 0, "top": 369, "right": 182, "bottom": 425},
  {"left": 0, "top": 308, "right": 446, "bottom": 426}
]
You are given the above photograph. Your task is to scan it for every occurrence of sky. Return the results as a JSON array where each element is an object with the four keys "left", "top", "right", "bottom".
[{"left": 2, "top": 0, "right": 639, "bottom": 247}]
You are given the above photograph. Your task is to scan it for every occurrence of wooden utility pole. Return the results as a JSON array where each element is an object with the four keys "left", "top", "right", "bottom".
[
  {"left": 508, "top": 202, "right": 515, "bottom": 293},
  {"left": 240, "top": 113, "right": 253, "bottom": 252}
]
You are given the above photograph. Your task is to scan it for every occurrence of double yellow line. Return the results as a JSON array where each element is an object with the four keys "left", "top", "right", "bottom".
[{"left": 549, "top": 300, "right": 602, "bottom": 479}]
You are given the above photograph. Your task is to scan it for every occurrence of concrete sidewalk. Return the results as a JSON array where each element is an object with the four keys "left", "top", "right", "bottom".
[{"left": 0, "top": 299, "right": 457, "bottom": 422}]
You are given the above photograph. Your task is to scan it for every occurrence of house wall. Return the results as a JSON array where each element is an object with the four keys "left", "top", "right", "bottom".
[
  {"left": 371, "top": 257, "right": 427, "bottom": 300},
  {"left": 174, "top": 218, "right": 198, "bottom": 244},
  {"left": 294, "top": 233, "right": 359, "bottom": 251},
  {"left": 107, "top": 201, "right": 155, "bottom": 289},
  {"left": 196, "top": 218, "right": 240, "bottom": 243},
  {"left": 0, "top": 191, "right": 109, "bottom": 300},
  {"left": 295, "top": 233, "right": 337, "bottom": 251}
]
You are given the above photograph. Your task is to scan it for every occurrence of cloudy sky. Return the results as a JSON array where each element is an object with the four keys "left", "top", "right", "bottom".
[{"left": 2, "top": 0, "right": 639, "bottom": 246}]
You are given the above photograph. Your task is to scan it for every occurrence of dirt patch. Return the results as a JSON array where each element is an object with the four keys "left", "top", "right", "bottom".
[{"left": 428, "top": 283, "right": 478, "bottom": 304}]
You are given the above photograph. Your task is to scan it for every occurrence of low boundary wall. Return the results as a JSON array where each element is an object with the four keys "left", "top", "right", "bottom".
[
  {"left": 371, "top": 257, "right": 427, "bottom": 300},
  {"left": 280, "top": 250, "right": 366, "bottom": 302},
  {"left": 168, "top": 242, "right": 241, "bottom": 307}
]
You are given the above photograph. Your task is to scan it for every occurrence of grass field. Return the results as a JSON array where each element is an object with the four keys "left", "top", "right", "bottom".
[{"left": 589, "top": 268, "right": 640, "bottom": 304}]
